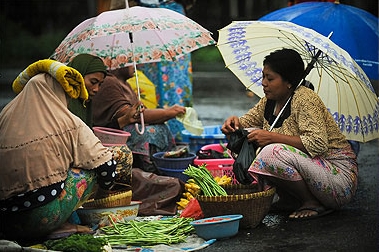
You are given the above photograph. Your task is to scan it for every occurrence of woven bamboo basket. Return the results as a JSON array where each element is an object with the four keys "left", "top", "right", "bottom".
[
  {"left": 196, "top": 184, "right": 276, "bottom": 229},
  {"left": 82, "top": 190, "right": 132, "bottom": 209}
]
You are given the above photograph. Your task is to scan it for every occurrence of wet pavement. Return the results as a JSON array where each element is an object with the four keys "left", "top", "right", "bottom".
[{"left": 1, "top": 65, "right": 378, "bottom": 251}]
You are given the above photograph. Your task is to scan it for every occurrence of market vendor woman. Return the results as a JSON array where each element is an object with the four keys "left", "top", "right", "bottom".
[
  {"left": 0, "top": 54, "right": 117, "bottom": 240},
  {"left": 222, "top": 48, "right": 358, "bottom": 220}
]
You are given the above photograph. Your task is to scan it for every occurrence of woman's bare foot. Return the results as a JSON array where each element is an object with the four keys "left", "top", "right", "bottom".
[{"left": 289, "top": 202, "right": 333, "bottom": 220}]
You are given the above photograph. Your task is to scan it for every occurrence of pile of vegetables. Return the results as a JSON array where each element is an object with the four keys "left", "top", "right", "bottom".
[
  {"left": 183, "top": 164, "right": 228, "bottom": 196},
  {"left": 214, "top": 174, "right": 233, "bottom": 185},
  {"left": 177, "top": 170, "right": 233, "bottom": 210},
  {"left": 98, "top": 217, "right": 194, "bottom": 246},
  {"left": 176, "top": 180, "right": 200, "bottom": 210},
  {"left": 44, "top": 234, "right": 109, "bottom": 252}
]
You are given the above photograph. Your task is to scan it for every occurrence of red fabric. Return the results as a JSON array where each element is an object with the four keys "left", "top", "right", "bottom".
[{"left": 180, "top": 198, "right": 204, "bottom": 220}]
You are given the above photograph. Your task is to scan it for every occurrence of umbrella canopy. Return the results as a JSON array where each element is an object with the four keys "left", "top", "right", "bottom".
[
  {"left": 51, "top": 5, "right": 215, "bottom": 134},
  {"left": 259, "top": 1, "right": 379, "bottom": 80},
  {"left": 51, "top": 6, "right": 215, "bottom": 69},
  {"left": 217, "top": 20, "right": 379, "bottom": 142}
]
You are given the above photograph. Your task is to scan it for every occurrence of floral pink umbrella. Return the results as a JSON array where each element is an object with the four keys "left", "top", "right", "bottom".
[
  {"left": 51, "top": 6, "right": 215, "bottom": 69},
  {"left": 51, "top": 5, "right": 215, "bottom": 134}
]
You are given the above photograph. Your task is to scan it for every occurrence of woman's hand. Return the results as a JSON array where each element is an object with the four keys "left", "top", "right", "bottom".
[
  {"left": 131, "top": 101, "right": 145, "bottom": 122},
  {"left": 221, "top": 116, "right": 240, "bottom": 135},
  {"left": 116, "top": 101, "right": 145, "bottom": 128},
  {"left": 247, "top": 129, "right": 272, "bottom": 147},
  {"left": 247, "top": 130, "right": 306, "bottom": 153},
  {"left": 167, "top": 105, "right": 186, "bottom": 118}
]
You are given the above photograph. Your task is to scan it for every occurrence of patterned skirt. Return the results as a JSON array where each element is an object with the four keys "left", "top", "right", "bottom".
[
  {"left": 248, "top": 143, "right": 358, "bottom": 209},
  {"left": 0, "top": 145, "right": 133, "bottom": 239}
]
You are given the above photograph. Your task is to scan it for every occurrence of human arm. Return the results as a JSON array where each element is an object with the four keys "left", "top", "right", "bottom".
[
  {"left": 113, "top": 101, "right": 144, "bottom": 129},
  {"left": 247, "top": 130, "right": 307, "bottom": 153},
  {"left": 221, "top": 98, "right": 265, "bottom": 134},
  {"left": 222, "top": 114, "right": 307, "bottom": 153},
  {"left": 221, "top": 115, "right": 241, "bottom": 134},
  {"left": 248, "top": 88, "right": 330, "bottom": 156},
  {"left": 114, "top": 104, "right": 186, "bottom": 128},
  {"left": 222, "top": 93, "right": 308, "bottom": 154},
  {"left": 143, "top": 105, "right": 186, "bottom": 124}
]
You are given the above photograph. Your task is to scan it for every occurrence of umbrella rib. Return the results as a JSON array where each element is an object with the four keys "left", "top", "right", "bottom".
[{"left": 217, "top": 21, "right": 379, "bottom": 142}]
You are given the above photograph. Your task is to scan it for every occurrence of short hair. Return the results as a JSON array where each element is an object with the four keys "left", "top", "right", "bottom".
[{"left": 263, "top": 48, "right": 304, "bottom": 88}]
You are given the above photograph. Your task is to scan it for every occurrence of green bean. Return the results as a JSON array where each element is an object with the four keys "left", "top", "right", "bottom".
[
  {"left": 98, "top": 217, "right": 194, "bottom": 246},
  {"left": 183, "top": 164, "right": 227, "bottom": 196}
]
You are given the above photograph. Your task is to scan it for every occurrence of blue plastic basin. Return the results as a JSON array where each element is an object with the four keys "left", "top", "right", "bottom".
[{"left": 190, "top": 214, "right": 243, "bottom": 240}]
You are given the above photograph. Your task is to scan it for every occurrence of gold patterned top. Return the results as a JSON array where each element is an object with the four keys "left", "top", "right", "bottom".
[{"left": 239, "top": 86, "right": 350, "bottom": 158}]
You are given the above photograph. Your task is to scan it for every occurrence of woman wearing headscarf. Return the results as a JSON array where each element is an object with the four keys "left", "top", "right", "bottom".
[
  {"left": 92, "top": 66, "right": 186, "bottom": 172},
  {"left": 66, "top": 53, "right": 108, "bottom": 126},
  {"left": 108, "top": 0, "right": 194, "bottom": 142},
  {"left": 222, "top": 49, "right": 357, "bottom": 221},
  {"left": 67, "top": 54, "right": 134, "bottom": 193},
  {"left": 0, "top": 54, "right": 117, "bottom": 240}
]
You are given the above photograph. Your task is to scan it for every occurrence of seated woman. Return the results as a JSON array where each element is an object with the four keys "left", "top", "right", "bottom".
[
  {"left": 0, "top": 55, "right": 116, "bottom": 240},
  {"left": 222, "top": 48, "right": 358, "bottom": 220},
  {"left": 92, "top": 67, "right": 186, "bottom": 172},
  {"left": 66, "top": 54, "right": 134, "bottom": 191}
]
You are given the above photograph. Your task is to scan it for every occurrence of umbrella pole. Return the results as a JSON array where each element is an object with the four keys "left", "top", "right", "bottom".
[
  {"left": 300, "top": 32, "right": 333, "bottom": 87},
  {"left": 129, "top": 32, "right": 145, "bottom": 135},
  {"left": 256, "top": 34, "right": 332, "bottom": 154}
]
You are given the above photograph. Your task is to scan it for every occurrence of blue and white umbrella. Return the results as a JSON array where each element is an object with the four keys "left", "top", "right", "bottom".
[
  {"left": 217, "top": 20, "right": 379, "bottom": 142},
  {"left": 259, "top": 1, "right": 379, "bottom": 80}
]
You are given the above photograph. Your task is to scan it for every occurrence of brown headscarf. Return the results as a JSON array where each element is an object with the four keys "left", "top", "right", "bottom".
[{"left": 0, "top": 72, "right": 111, "bottom": 200}]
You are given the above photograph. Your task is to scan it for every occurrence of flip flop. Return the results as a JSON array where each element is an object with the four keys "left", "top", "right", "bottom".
[{"left": 288, "top": 206, "right": 334, "bottom": 221}]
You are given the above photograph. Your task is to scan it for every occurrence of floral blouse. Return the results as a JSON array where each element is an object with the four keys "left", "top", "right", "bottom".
[{"left": 239, "top": 86, "right": 350, "bottom": 158}]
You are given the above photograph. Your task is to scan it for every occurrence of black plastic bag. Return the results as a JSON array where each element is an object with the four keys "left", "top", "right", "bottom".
[
  {"left": 226, "top": 129, "right": 257, "bottom": 185},
  {"left": 196, "top": 149, "right": 226, "bottom": 159}
]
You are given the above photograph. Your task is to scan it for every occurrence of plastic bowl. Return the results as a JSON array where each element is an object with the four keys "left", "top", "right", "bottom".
[
  {"left": 190, "top": 214, "right": 243, "bottom": 240},
  {"left": 152, "top": 152, "right": 196, "bottom": 169},
  {"left": 93, "top": 126, "right": 131, "bottom": 146},
  {"left": 76, "top": 201, "right": 141, "bottom": 226}
]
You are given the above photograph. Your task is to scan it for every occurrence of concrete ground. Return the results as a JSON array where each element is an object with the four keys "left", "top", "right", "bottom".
[{"left": 0, "top": 65, "right": 378, "bottom": 251}]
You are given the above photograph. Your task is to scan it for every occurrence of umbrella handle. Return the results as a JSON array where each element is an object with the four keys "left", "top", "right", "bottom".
[
  {"left": 255, "top": 95, "right": 293, "bottom": 155},
  {"left": 135, "top": 112, "right": 145, "bottom": 135},
  {"left": 129, "top": 31, "right": 145, "bottom": 135},
  {"left": 255, "top": 147, "right": 261, "bottom": 155}
]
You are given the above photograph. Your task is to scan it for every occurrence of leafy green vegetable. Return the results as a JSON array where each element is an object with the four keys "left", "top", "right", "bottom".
[{"left": 44, "top": 234, "right": 108, "bottom": 252}]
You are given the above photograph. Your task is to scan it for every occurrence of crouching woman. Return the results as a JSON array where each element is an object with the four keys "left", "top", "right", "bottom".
[{"left": 0, "top": 57, "right": 117, "bottom": 240}]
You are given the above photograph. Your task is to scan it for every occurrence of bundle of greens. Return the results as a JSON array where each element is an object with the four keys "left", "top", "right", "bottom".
[
  {"left": 44, "top": 234, "right": 108, "bottom": 252},
  {"left": 183, "top": 164, "right": 228, "bottom": 196},
  {"left": 99, "top": 217, "right": 194, "bottom": 246}
]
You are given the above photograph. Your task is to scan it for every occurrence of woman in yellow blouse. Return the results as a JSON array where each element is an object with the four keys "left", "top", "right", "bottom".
[{"left": 221, "top": 48, "right": 358, "bottom": 220}]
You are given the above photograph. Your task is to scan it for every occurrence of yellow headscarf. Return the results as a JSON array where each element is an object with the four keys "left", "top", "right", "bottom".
[
  {"left": 12, "top": 54, "right": 107, "bottom": 102},
  {"left": 12, "top": 59, "right": 89, "bottom": 101}
]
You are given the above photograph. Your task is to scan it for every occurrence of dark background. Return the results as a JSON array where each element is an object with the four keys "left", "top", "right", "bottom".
[{"left": 0, "top": 0, "right": 378, "bottom": 68}]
